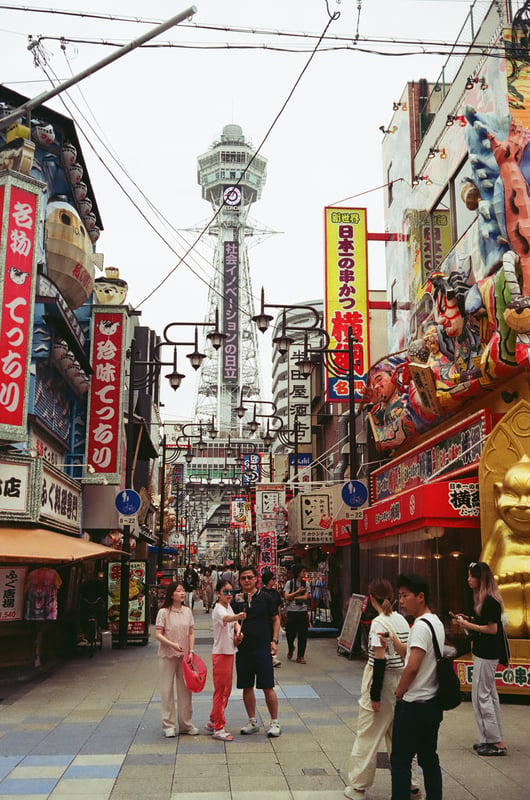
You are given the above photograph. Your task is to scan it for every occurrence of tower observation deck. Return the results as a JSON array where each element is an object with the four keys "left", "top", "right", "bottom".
[{"left": 195, "top": 124, "right": 267, "bottom": 432}]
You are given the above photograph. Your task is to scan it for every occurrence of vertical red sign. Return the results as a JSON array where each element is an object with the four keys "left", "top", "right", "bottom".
[
  {"left": 258, "top": 530, "right": 277, "bottom": 580},
  {"left": 0, "top": 183, "right": 38, "bottom": 433},
  {"left": 86, "top": 310, "right": 125, "bottom": 478}
]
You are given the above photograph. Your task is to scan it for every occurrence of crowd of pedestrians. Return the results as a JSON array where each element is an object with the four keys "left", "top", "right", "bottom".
[{"left": 153, "top": 560, "right": 511, "bottom": 800}]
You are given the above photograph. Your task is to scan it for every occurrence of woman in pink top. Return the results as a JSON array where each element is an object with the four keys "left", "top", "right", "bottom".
[
  {"left": 155, "top": 581, "right": 199, "bottom": 738},
  {"left": 206, "top": 579, "right": 246, "bottom": 741}
]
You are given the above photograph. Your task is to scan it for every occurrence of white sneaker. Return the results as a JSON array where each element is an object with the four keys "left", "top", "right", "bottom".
[
  {"left": 240, "top": 718, "right": 259, "bottom": 735},
  {"left": 181, "top": 725, "right": 200, "bottom": 735},
  {"left": 267, "top": 720, "right": 281, "bottom": 737},
  {"left": 343, "top": 788, "right": 365, "bottom": 800},
  {"left": 163, "top": 727, "right": 176, "bottom": 738}
]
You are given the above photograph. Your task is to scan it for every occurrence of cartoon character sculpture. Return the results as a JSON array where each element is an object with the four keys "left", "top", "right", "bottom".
[{"left": 479, "top": 399, "right": 530, "bottom": 640}]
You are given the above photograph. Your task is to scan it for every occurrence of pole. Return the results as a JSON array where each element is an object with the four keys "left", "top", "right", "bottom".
[
  {"left": 157, "top": 434, "right": 166, "bottom": 575},
  {"left": 348, "top": 326, "right": 360, "bottom": 595},
  {"left": 119, "top": 340, "right": 137, "bottom": 649},
  {"left": 0, "top": 6, "right": 198, "bottom": 130}
]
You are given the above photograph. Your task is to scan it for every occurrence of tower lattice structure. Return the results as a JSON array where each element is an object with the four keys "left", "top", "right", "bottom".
[{"left": 194, "top": 124, "right": 266, "bottom": 433}]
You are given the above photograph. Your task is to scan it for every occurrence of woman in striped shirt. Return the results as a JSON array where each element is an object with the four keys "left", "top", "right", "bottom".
[{"left": 344, "top": 579, "right": 419, "bottom": 800}]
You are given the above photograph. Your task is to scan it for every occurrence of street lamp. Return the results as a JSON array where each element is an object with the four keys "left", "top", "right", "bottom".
[
  {"left": 252, "top": 287, "right": 323, "bottom": 338},
  {"left": 162, "top": 309, "right": 225, "bottom": 391},
  {"left": 294, "top": 325, "right": 361, "bottom": 593}
]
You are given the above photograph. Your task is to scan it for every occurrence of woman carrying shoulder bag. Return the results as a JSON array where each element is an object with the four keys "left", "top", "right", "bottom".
[
  {"left": 453, "top": 561, "right": 507, "bottom": 756},
  {"left": 344, "top": 579, "right": 420, "bottom": 800}
]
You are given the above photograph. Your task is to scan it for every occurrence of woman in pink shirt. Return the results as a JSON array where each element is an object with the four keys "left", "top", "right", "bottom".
[
  {"left": 206, "top": 579, "right": 246, "bottom": 741},
  {"left": 155, "top": 581, "right": 199, "bottom": 738}
]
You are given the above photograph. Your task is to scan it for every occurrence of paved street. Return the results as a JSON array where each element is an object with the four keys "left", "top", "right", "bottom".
[{"left": 0, "top": 610, "right": 528, "bottom": 800}]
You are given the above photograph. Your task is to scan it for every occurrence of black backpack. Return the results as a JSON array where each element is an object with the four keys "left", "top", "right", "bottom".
[{"left": 421, "top": 618, "right": 462, "bottom": 711}]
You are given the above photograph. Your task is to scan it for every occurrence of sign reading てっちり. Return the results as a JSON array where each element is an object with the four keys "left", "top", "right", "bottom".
[
  {"left": 0, "top": 175, "right": 41, "bottom": 440},
  {"left": 85, "top": 307, "right": 127, "bottom": 482}
]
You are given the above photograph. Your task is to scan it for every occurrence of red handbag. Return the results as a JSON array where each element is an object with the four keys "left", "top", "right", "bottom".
[{"left": 182, "top": 652, "right": 208, "bottom": 693}]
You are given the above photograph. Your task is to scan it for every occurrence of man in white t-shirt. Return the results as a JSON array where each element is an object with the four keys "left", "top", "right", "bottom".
[{"left": 390, "top": 574, "right": 444, "bottom": 800}]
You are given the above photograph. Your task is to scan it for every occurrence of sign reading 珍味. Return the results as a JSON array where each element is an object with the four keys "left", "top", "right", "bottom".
[
  {"left": 85, "top": 308, "right": 127, "bottom": 482},
  {"left": 324, "top": 207, "right": 369, "bottom": 403},
  {"left": 0, "top": 175, "right": 41, "bottom": 441}
]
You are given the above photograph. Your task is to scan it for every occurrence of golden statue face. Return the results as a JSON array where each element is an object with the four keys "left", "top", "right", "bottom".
[{"left": 495, "top": 460, "right": 530, "bottom": 534}]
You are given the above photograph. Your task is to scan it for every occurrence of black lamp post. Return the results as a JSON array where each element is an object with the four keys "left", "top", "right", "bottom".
[{"left": 293, "top": 324, "right": 361, "bottom": 593}]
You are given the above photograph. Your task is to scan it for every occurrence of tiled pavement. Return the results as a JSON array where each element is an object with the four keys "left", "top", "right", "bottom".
[{"left": 0, "top": 611, "right": 528, "bottom": 800}]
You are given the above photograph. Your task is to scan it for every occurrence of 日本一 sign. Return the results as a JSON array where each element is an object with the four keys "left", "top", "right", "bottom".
[{"left": 324, "top": 207, "right": 369, "bottom": 403}]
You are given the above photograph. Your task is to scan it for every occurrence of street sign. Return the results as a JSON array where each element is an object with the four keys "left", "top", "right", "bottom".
[
  {"left": 341, "top": 480, "right": 368, "bottom": 509},
  {"left": 115, "top": 489, "right": 141, "bottom": 516},
  {"left": 118, "top": 513, "right": 138, "bottom": 528}
]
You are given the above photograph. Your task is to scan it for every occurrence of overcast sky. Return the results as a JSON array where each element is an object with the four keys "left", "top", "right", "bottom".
[{"left": 1, "top": 0, "right": 496, "bottom": 417}]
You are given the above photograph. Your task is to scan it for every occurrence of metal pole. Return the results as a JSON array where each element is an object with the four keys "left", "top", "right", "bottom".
[
  {"left": 119, "top": 340, "right": 137, "bottom": 649},
  {"left": 0, "top": 6, "right": 198, "bottom": 130},
  {"left": 348, "top": 326, "right": 360, "bottom": 594},
  {"left": 157, "top": 434, "right": 166, "bottom": 575}
]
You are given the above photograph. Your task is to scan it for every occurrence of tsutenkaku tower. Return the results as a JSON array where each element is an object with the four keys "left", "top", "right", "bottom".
[{"left": 194, "top": 124, "right": 267, "bottom": 432}]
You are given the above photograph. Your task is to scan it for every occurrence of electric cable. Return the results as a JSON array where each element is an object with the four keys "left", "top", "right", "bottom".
[{"left": 135, "top": 7, "right": 340, "bottom": 310}]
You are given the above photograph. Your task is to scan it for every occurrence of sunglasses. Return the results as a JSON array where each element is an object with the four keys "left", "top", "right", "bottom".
[
  {"left": 240, "top": 575, "right": 255, "bottom": 581},
  {"left": 221, "top": 589, "right": 232, "bottom": 595}
]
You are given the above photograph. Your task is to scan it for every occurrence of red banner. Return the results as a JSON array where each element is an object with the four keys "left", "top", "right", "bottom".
[
  {"left": 86, "top": 309, "right": 126, "bottom": 479},
  {"left": 258, "top": 530, "right": 277, "bottom": 580},
  {"left": 0, "top": 180, "right": 39, "bottom": 437}
]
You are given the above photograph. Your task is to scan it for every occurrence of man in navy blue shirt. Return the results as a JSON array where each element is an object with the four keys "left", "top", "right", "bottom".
[{"left": 234, "top": 565, "right": 281, "bottom": 737}]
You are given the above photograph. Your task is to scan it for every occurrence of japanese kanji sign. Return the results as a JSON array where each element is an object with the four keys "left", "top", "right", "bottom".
[
  {"left": 85, "top": 307, "right": 127, "bottom": 482},
  {"left": 0, "top": 566, "right": 27, "bottom": 621},
  {"left": 258, "top": 530, "right": 277, "bottom": 579},
  {"left": 223, "top": 240, "right": 239, "bottom": 383},
  {"left": 324, "top": 207, "right": 369, "bottom": 403},
  {"left": 0, "top": 174, "right": 41, "bottom": 440},
  {"left": 361, "top": 478, "right": 480, "bottom": 539}
]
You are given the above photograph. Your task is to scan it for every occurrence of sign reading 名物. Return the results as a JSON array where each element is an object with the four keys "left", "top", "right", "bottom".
[
  {"left": 0, "top": 175, "right": 41, "bottom": 441},
  {"left": 324, "top": 207, "right": 369, "bottom": 403}
]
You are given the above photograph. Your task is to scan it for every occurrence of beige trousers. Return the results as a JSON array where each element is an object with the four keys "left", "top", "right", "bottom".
[
  {"left": 159, "top": 656, "right": 193, "bottom": 733},
  {"left": 348, "top": 663, "right": 419, "bottom": 792}
]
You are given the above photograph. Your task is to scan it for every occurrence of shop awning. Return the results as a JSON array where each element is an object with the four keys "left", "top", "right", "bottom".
[
  {"left": 0, "top": 528, "right": 123, "bottom": 564},
  {"left": 360, "top": 478, "right": 480, "bottom": 540}
]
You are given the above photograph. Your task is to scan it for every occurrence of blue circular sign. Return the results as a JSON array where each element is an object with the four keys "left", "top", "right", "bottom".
[
  {"left": 115, "top": 489, "right": 141, "bottom": 515},
  {"left": 341, "top": 480, "right": 368, "bottom": 509}
]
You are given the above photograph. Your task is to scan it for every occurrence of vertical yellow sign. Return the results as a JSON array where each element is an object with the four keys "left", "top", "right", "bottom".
[{"left": 324, "top": 207, "right": 369, "bottom": 402}]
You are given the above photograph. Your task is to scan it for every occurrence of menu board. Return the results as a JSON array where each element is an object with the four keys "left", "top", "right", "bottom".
[{"left": 337, "top": 593, "right": 365, "bottom": 656}]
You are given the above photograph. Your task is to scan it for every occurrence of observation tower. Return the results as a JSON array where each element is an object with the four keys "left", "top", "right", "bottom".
[{"left": 195, "top": 124, "right": 267, "bottom": 432}]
